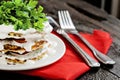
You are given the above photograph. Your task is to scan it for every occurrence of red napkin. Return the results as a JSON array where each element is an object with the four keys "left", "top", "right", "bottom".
[{"left": 19, "top": 30, "right": 112, "bottom": 80}]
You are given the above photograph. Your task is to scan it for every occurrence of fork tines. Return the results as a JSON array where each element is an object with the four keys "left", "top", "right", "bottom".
[{"left": 58, "top": 10, "right": 76, "bottom": 30}]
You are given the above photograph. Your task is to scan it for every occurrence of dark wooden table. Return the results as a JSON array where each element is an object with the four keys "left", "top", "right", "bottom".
[{"left": 1, "top": 0, "right": 120, "bottom": 80}]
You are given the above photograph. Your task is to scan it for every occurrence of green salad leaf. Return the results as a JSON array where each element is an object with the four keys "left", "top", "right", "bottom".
[{"left": 0, "top": 0, "right": 47, "bottom": 31}]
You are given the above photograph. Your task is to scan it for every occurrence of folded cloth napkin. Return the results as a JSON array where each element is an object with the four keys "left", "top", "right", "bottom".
[{"left": 19, "top": 30, "right": 112, "bottom": 80}]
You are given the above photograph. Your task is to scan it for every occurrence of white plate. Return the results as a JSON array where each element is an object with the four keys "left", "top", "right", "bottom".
[{"left": 0, "top": 33, "right": 66, "bottom": 71}]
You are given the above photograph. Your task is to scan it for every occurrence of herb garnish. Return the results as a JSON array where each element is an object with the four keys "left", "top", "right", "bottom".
[{"left": 0, "top": 0, "right": 47, "bottom": 31}]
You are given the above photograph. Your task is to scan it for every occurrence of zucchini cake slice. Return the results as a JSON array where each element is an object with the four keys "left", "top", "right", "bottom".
[{"left": 0, "top": 22, "right": 53, "bottom": 65}]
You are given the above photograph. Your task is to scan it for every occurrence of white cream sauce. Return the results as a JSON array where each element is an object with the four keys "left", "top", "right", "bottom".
[
  {"left": 0, "top": 41, "right": 56, "bottom": 65},
  {"left": 0, "top": 21, "right": 53, "bottom": 39},
  {"left": 0, "top": 21, "right": 53, "bottom": 52},
  {"left": 0, "top": 21, "right": 57, "bottom": 65}
]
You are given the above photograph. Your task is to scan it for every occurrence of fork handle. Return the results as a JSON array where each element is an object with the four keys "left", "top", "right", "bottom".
[
  {"left": 73, "top": 32, "right": 115, "bottom": 65},
  {"left": 61, "top": 31, "right": 100, "bottom": 67}
]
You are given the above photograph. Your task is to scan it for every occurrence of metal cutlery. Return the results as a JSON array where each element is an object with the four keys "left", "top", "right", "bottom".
[
  {"left": 58, "top": 10, "right": 115, "bottom": 65},
  {"left": 47, "top": 16, "right": 100, "bottom": 67}
]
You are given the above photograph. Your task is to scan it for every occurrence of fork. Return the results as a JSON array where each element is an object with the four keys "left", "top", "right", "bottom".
[{"left": 58, "top": 10, "right": 115, "bottom": 65}]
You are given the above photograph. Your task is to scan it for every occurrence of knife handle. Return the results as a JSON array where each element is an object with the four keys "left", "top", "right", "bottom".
[
  {"left": 58, "top": 29, "right": 100, "bottom": 67},
  {"left": 73, "top": 32, "right": 115, "bottom": 65}
]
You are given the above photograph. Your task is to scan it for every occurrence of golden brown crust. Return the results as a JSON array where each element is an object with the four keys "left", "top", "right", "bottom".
[
  {"left": 8, "top": 32, "right": 23, "bottom": 37},
  {"left": 4, "top": 44, "right": 23, "bottom": 50},
  {"left": 14, "top": 38, "right": 26, "bottom": 43},
  {"left": 32, "top": 40, "right": 48, "bottom": 50},
  {"left": 0, "top": 44, "right": 26, "bottom": 55},
  {"left": 5, "top": 57, "right": 27, "bottom": 64}
]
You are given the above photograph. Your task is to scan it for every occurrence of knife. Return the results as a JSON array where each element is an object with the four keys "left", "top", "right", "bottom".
[{"left": 47, "top": 16, "right": 100, "bottom": 67}]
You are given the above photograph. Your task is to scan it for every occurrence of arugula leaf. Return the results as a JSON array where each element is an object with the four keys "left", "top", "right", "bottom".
[
  {"left": 0, "top": 0, "right": 47, "bottom": 32},
  {"left": 14, "top": 0, "right": 22, "bottom": 5},
  {"left": 27, "top": 0, "right": 38, "bottom": 10}
]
